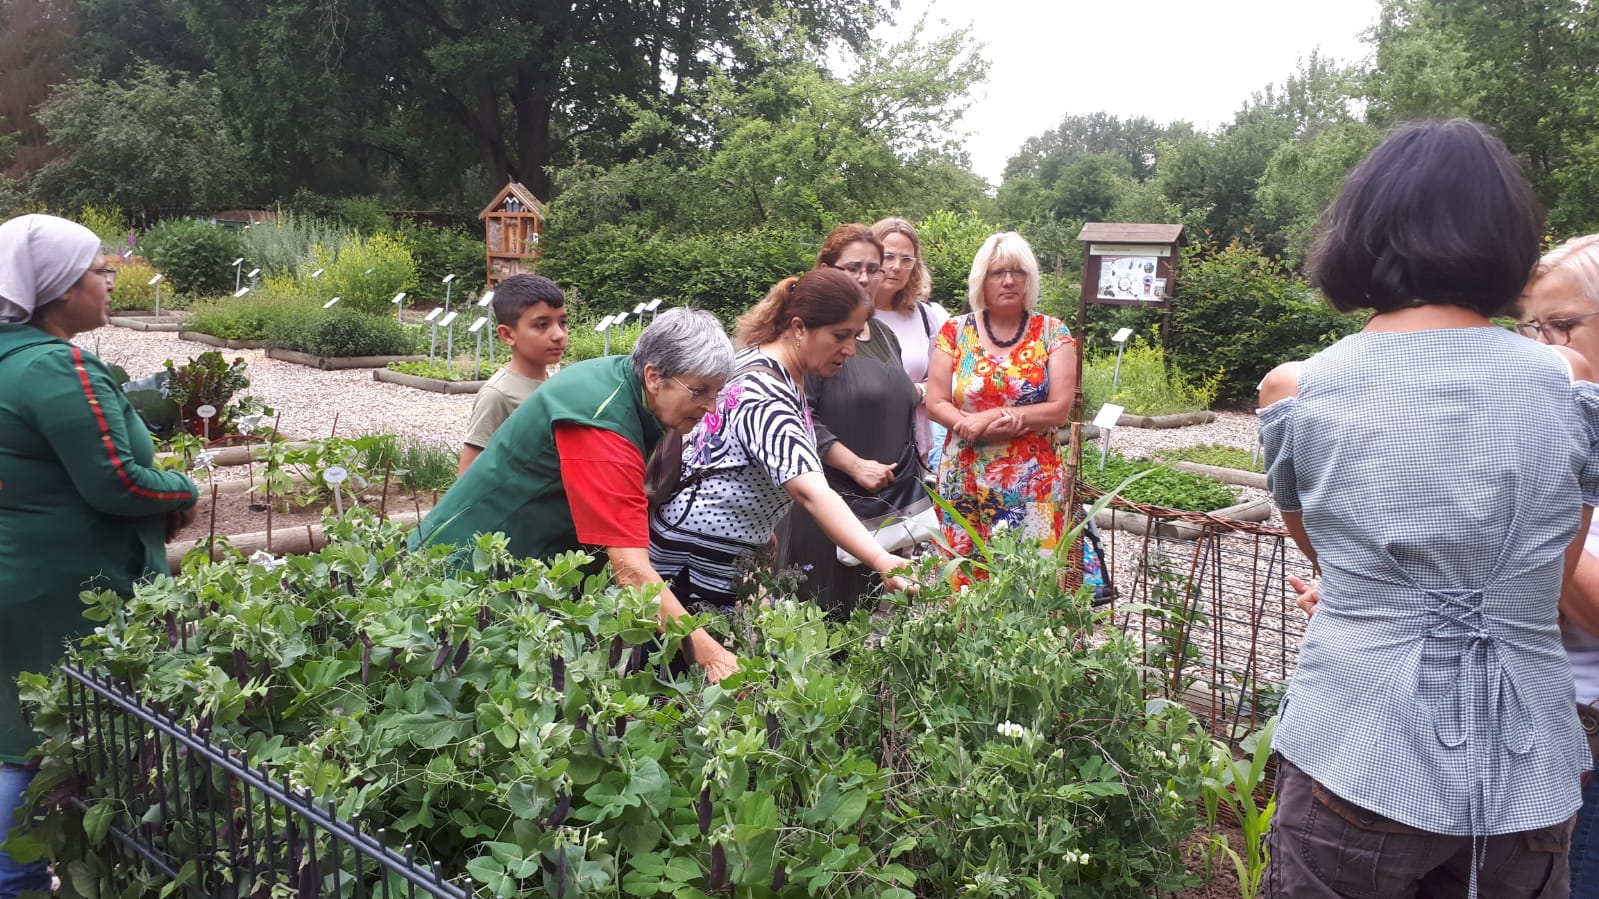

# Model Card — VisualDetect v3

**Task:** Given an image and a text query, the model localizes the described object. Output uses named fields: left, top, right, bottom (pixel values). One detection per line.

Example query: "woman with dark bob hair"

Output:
left=1260, top=119, right=1599, bottom=897
left=650, top=267, right=914, bottom=607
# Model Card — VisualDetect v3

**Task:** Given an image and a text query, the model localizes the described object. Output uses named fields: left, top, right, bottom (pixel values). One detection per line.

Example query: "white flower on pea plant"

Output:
left=193, top=449, right=218, bottom=473
left=996, top=720, right=1028, bottom=740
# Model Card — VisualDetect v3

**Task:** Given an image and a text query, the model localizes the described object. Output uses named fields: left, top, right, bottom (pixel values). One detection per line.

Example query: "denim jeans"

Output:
left=1573, top=774, right=1599, bottom=898
left=0, top=763, right=47, bottom=899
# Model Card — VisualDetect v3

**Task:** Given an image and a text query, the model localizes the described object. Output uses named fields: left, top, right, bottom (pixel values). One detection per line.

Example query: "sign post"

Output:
left=391, top=292, right=407, bottom=322
left=424, top=308, right=444, bottom=362
left=440, top=311, right=460, bottom=373
left=1111, top=327, right=1134, bottom=391
left=232, top=258, right=244, bottom=293
left=1092, top=403, right=1125, bottom=472
left=149, top=274, right=164, bottom=318
left=470, top=316, right=490, bottom=377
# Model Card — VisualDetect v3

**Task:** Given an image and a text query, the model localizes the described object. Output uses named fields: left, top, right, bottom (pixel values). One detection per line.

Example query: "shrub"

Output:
left=20, top=517, right=1212, bottom=899
left=563, top=320, right=640, bottom=363
left=1081, top=446, right=1240, bottom=511
left=266, top=307, right=417, bottom=357
left=320, top=233, right=418, bottom=316
left=239, top=211, right=355, bottom=279
left=184, top=289, right=313, bottom=341
left=76, top=202, right=133, bottom=246
left=540, top=222, right=814, bottom=320
left=108, top=259, right=160, bottom=311
left=917, top=209, right=997, bottom=310
left=1171, top=242, right=1360, bottom=407
left=1082, top=338, right=1218, bottom=416
left=390, top=221, right=487, bottom=302
left=140, top=219, right=246, bottom=296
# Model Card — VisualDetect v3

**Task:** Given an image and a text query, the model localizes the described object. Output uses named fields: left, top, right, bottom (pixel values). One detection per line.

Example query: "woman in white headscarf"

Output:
left=0, top=214, right=197, bottom=897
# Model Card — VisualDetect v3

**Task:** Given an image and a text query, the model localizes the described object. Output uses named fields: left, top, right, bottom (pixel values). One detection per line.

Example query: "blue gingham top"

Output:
left=1261, top=327, right=1599, bottom=837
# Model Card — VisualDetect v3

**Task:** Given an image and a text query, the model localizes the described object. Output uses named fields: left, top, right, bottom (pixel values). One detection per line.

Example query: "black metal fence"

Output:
left=58, top=664, right=470, bottom=899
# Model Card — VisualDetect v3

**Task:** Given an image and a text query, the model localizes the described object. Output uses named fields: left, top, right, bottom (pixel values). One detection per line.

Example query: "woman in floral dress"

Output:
left=927, top=232, right=1097, bottom=583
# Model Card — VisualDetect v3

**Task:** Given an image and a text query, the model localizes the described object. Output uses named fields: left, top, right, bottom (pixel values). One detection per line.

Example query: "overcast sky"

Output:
left=878, top=0, right=1383, bottom=186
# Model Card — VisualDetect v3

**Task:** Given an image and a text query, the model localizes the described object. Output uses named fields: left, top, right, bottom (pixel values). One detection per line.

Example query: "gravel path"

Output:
left=89, top=325, right=477, bottom=444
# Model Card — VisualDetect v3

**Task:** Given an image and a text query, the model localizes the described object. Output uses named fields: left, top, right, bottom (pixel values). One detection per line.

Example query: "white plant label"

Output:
left=148, top=274, right=163, bottom=286
left=391, top=292, right=407, bottom=304
left=196, top=405, right=217, bottom=419
left=1112, top=328, right=1134, bottom=343
left=439, top=311, right=459, bottom=327
left=594, top=315, right=613, bottom=332
left=323, top=466, right=348, bottom=485
left=233, top=287, right=251, bottom=298
left=469, top=316, right=489, bottom=333
left=232, top=258, right=244, bottom=266
left=246, top=268, right=260, bottom=279
left=323, top=296, right=341, bottom=308
left=633, top=302, right=647, bottom=314
left=424, top=308, right=443, bottom=322
left=477, top=290, right=495, bottom=307
left=442, top=273, right=456, bottom=283
left=1092, top=403, right=1125, bottom=428
left=310, top=268, right=324, bottom=278
left=645, top=298, right=662, bottom=311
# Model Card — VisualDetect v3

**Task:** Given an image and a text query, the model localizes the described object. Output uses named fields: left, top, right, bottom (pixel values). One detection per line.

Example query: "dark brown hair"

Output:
left=1310, top=119, right=1542, bottom=317
left=734, top=267, right=869, bottom=346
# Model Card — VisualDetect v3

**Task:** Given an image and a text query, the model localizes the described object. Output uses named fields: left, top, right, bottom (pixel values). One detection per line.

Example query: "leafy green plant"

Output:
left=916, top=209, right=996, bottom=310
left=1081, top=446, right=1240, bottom=512
left=1201, top=718, right=1277, bottom=899
left=1154, top=443, right=1263, bottom=473
left=390, top=221, right=487, bottom=302
left=107, top=259, right=162, bottom=311
left=161, top=351, right=259, bottom=437
left=563, top=322, right=639, bottom=363
left=140, top=219, right=246, bottom=297
left=356, top=434, right=460, bottom=493
left=265, top=307, right=417, bottom=357
left=18, top=476, right=1213, bottom=899
left=319, top=233, right=418, bottom=316
left=387, top=359, right=498, bottom=381
left=1082, top=338, right=1218, bottom=417
left=239, top=210, right=355, bottom=279
left=76, top=202, right=133, bottom=245
left=184, top=288, right=312, bottom=341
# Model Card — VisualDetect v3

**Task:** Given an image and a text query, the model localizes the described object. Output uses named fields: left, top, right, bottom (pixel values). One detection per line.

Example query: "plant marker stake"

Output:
left=645, top=297, right=662, bottom=321
left=233, top=258, right=244, bottom=293
left=440, top=311, right=460, bottom=373
left=266, top=411, right=282, bottom=551
left=323, top=296, right=340, bottom=309
left=1092, top=403, right=1124, bottom=473
left=391, top=291, right=407, bottom=321
left=633, top=302, right=647, bottom=325
left=324, top=466, right=348, bottom=517
left=233, top=286, right=250, bottom=298
left=149, top=273, right=163, bottom=317
left=596, top=314, right=615, bottom=356
left=196, top=404, right=217, bottom=442
left=1111, top=327, right=1133, bottom=392
left=310, top=267, right=324, bottom=304
left=470, top=315, right=489, bottom=376
left=424, top=308, right=443, bottom=363
left=247, top=267, right=260, bottom=288
left=442, top=273, right=455, bottom=314
left=477, top=290, right=497, bottom=367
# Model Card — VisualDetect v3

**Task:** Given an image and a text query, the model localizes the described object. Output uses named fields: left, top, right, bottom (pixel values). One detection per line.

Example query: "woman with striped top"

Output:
left=650, top=267, right=914, bottom=606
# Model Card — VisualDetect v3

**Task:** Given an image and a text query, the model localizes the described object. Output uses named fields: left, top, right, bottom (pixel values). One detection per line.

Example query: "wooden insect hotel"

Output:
left=479, top=181, right=546, bottom=287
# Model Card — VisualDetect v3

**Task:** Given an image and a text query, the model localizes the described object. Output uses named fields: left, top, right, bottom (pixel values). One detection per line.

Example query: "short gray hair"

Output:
left=631, top=307, right=735, bottom=381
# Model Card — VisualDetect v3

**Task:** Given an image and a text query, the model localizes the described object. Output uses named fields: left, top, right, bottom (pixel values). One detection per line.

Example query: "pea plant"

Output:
left=19, top=503, right=1217, bottom=899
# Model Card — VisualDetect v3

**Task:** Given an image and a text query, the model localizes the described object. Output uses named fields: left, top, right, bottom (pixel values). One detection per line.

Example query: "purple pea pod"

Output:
left=766, top=710, right=780, bottom=751
left=709, top=844, right=726, bottom=889
left=771, top=864, right=786, bottom=891
left=696, top=785, right=712, bottom=834
left=359, top=631, right=374, bottom=686
left=557, top=845, right=568, bottom=899
left=452, top=638, right=470, bottom=673
left=546, top=791, right=571, bottom=827
left=432, top=637, right=451, bottom=672
left=552, top=656, right=566, bottom=693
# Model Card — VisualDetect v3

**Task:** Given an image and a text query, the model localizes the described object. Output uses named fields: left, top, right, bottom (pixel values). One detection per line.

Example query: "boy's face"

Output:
left=498, top=302, right=568, bottom=369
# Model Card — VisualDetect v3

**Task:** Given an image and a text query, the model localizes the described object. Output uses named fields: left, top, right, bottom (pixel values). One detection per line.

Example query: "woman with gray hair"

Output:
left=0, top=214, right=199, bottom=896
left=414, top=307, right=742, bottom=681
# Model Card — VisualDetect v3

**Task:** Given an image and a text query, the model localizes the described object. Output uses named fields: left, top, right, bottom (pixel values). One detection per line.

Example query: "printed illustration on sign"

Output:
left=1097, top=256, right=1160, bottom=301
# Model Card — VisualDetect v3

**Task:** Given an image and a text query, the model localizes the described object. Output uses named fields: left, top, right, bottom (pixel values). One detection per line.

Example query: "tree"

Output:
left=1256, top=122, right=1382, bottom=266
left=30, top=64, right=249, bottom=217
left=0, top=0, right=74, bottom=179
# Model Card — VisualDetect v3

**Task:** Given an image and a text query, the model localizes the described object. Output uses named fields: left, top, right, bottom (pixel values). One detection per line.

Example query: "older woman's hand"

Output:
left=952, top=409, right=1005, bottom=442
left=977, top=409, right=1028, bottom=442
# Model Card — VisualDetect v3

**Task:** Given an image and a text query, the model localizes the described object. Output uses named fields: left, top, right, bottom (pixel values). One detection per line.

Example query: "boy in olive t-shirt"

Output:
left=458, top=275, right=569, bottom=474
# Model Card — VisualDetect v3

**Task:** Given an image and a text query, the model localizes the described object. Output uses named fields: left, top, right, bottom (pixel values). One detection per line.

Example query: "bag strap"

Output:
left=917, top=301, right=932, bottom=338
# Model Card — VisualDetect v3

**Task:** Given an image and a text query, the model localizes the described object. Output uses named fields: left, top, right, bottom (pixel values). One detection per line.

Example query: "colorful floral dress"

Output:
left=934, top=313, right=1100, bottom=583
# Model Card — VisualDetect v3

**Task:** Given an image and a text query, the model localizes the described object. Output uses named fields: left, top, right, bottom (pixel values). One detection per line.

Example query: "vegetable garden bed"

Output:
left=178, top=329, right=270, bottom=350
left=266, top=348, right=427, bottom=370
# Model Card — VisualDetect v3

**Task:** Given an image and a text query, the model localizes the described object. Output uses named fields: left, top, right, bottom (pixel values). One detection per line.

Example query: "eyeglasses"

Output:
left=90, top=267, right=117, bottom=282
left=882, top=252, right=917, bottom=268
left=830, top=262, right=885, bottom=280
left=1515, top=311, right=1599, bottom=345
left=986, top=268, right=1027, bottom=282
left=671, top=377, right=714, bottom=401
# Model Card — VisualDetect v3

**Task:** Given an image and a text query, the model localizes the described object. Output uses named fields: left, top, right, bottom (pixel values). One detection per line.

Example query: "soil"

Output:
left=172, top=484, right=440, bottom=545
left=1170, top=816, right=1249, bottom=899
